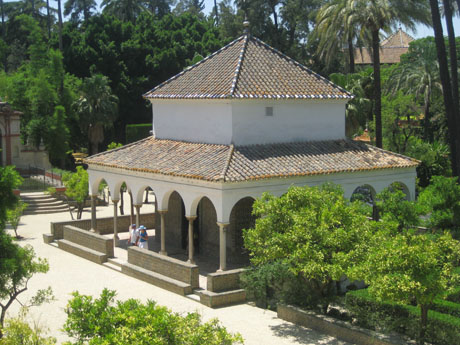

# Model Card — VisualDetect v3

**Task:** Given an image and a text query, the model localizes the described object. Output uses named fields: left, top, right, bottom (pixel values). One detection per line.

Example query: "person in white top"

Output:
left=128, top=224, right=138, bottom=246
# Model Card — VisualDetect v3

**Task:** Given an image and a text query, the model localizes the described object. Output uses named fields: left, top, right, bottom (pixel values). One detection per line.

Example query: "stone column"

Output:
left=113, top=199, right=119, bottom=247
left=217, top=222, right=229, bottom=271
left=158, top=210, right=167, bottom=255
left=186, top=216, right=197, bottom=264
left=135, top=204, right=142, bottom=228
left=90, top=194, right=97, bottom=233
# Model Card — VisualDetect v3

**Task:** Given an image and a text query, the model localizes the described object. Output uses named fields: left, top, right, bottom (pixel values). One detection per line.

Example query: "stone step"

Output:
left=107, top=257, right=124, bottom=267
left=20, top=193, right=52, bottom=200
left=103, top=261, right=122, bottom=272
left=24, top=207, right=68, bottom=215
left=22, top=197, right=62, bottom=205
left=26, top=203, right=68, bottom=211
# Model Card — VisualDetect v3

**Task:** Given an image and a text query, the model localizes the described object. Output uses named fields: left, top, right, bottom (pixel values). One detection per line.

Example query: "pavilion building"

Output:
left=84, top=30, right=418, bottom=271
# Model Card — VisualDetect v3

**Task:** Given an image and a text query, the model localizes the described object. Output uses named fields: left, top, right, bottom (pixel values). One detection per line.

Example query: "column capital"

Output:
left=112, top=199, right=119, bottom=204
left=217, top=222, right=230, bottom=228
left=186, top=215, right=197, bottom=221
left=158, top=210, right=168, bottom=215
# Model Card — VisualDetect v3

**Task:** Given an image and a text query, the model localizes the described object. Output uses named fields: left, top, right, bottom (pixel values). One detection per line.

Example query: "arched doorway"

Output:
left=163, top=191, right=187, bottom=252
left=228, top=197, right=256, bottom=265
left=194, top=197, right=218, bottom=259
left=388, top=182, right=410, bottom=200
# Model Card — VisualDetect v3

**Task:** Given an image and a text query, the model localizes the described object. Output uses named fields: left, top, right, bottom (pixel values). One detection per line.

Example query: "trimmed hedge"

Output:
left=126, top=124, right=151, bottom=144
left=345, top=289, right=460, bottom=345
left=432, top=299, right=460, bottom=318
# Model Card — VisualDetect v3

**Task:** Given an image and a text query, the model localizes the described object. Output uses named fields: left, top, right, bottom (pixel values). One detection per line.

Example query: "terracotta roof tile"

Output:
left=85, top=137, right=418, bottom=182
left=354, top=29, right=414, bottom=65
left=143, top=35, right=352, bottom=100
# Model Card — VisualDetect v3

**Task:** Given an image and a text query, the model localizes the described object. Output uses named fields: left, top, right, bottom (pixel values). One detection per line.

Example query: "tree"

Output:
left=418, top=175, right=460, bottom=237
left=348, top=0, right=430, bottom=148
left=314, top=0, right=360, bottom=74
left=387, top=38, right=441, bottom=142
left=429, top=0, right=460, bottom=177
left=243, top=184, right=376, bottom=307
left=63, top=289, right=243, bottom=344
left=101, top=0, right=146, bottom=22
left=0, top=166, right=23, bottom=229
left=62, top=166, right=89, bottom=219
left=47, top=105, right=70, bottom=168
left=349, top=230, right=460, bottom=345
left=0, top=237, right=52, bottom=338
left=375, top=186, right=420, bottom=232
left=73, top=73, right=118, bottom=155
left=64, top=0, right=96, bottom=23
left=6, top=201, right=28, bottom=238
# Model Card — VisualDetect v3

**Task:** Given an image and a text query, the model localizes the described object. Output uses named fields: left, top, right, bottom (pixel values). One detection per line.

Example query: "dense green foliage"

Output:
left=125, top=123, right=151, bottom=143
left=0, top=309, right=56, bottom=344
left=243, top=184, right=380, bottom=305
left=0, top=167, right=22, bottom=229
left=63, top=289, right=243, bottom=344
left=345, top=289, right=460, bottom=345
left=418, top=176, right=460, bottom=236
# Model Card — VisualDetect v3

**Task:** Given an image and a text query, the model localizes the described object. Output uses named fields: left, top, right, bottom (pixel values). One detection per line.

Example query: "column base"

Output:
left=89, top=228, right=96, bottom=233
left=159, top=250, right=168, bottom=256
left=187, top=259, right=195, bottom=265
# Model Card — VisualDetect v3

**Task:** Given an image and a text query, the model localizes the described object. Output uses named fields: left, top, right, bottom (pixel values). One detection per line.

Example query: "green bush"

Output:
left=1, top=311, right=56, bottom=345
left=432, top=299, right=460, bottom=318
left=240, top=261, right=318, bottom=310
left=345, top=289, right=460, bottom=345
left=125, top=124, right=151, bottom=144
left=63, top=289, right=243, bottom=345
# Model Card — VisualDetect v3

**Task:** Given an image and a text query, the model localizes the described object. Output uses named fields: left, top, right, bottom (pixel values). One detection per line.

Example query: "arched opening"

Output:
left=388, top=182, right=410, bottom=200
left=351, top=185, right=377, bottom=219
left=350, top=185, right=376, bottom=205
left=194, top=197, right=218, bottom=259
left=228, top=197, right=256, bottom=265
left=163, top=191, right=188, bottom=253
left=97, top=179, right=109, bottom=204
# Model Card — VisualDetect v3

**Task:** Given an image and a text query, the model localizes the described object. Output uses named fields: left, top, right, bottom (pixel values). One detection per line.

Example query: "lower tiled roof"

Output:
left=84, top=137, right=419, bottom=182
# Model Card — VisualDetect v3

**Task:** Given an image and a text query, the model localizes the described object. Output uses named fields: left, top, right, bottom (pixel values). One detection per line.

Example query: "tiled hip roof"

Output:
left=85, top=137, right=419, bottom=183
left=143, top=35, right=352, bottom=100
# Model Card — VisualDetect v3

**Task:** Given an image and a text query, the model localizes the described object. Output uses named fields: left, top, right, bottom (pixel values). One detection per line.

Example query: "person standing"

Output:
left=138, top=225, right=148, bottom=250
left=128, top=224, right=138, bottom=246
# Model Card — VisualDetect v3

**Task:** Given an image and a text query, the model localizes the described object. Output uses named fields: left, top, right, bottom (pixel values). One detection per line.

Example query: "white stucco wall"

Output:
left=231, top=99, right=346, bottom=145
left=150, top=99, right=347, bottom=145
left=152, top=100, right=233, bottom=145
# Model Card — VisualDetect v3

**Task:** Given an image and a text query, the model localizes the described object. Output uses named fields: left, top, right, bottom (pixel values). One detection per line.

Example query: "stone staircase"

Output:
left=21, top=192, right=68, bottom=215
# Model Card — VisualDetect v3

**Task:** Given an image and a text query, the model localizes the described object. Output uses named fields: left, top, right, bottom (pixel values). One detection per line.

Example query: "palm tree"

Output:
left=74, top=74, right=118, bottom=155
left=387, top=39, right=441, bottom=142
left=314, top=0, right=362, bottom=74
left=429, top=0, right=460, bottom=177
left=343, top=0, right=430, bottom=149
left=101, top=0, right=145, bottom=22
left=64, top=0, right=96, bottom=23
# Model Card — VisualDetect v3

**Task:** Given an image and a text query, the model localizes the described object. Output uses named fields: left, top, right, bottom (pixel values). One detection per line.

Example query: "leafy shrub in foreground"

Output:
left=63, top=289, right=243, bottom=345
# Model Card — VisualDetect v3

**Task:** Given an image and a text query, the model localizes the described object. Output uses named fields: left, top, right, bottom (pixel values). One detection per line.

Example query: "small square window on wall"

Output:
left=265, top=106, right=274, bottom=116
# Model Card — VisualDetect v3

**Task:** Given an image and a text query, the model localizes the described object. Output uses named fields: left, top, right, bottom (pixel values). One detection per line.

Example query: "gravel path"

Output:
left=5, top=195, right=350, bottom=345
